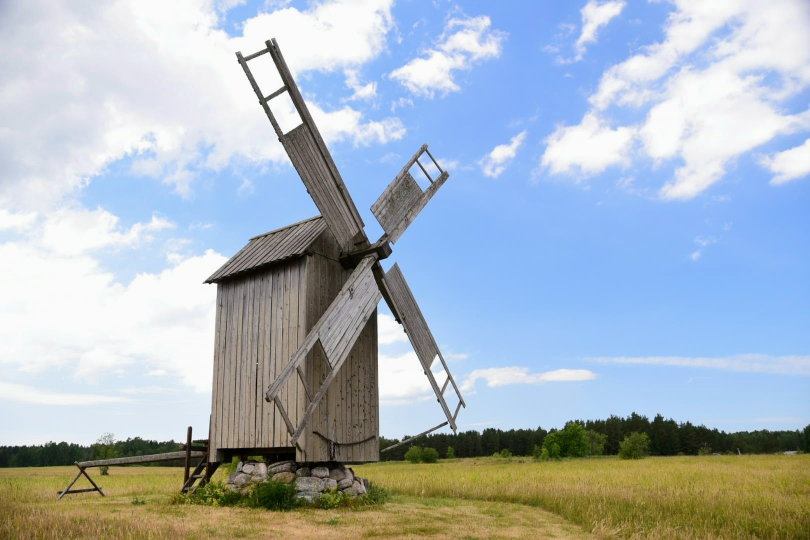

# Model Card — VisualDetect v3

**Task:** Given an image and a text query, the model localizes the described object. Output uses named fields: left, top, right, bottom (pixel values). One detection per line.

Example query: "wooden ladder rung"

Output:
left=243, top=48, right=269, bottom=61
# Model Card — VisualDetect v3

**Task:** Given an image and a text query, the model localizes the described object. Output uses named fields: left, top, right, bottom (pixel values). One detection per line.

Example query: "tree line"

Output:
left=379, top=413, right=810, bottom=460
left=0, top=437, right=184, bottom=468
left=2, top=413, right=808, bottom=467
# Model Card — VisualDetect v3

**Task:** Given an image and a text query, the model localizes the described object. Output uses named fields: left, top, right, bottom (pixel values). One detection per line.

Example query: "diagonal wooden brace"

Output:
left=264, top=256, right=381, bottom=446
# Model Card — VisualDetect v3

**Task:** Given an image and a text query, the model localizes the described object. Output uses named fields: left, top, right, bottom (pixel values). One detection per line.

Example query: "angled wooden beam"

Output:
left=380, top=422, right=449, bottom=453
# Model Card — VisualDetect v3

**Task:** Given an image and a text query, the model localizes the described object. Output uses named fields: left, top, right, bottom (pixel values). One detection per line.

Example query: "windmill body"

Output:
left=206, top=217, right=379, bottom=463
left=204, top=38, right=465, bottom=466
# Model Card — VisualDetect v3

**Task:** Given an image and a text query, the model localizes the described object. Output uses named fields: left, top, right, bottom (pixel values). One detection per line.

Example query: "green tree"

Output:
left=404, top=446, right=423, bottom=464
left=803, top=424, right=810, bottom=452
left=586, top=430, right=607, bottom=456
left=445, top=446, right=455, bottom=459
left=421, top=447, right=439, bottom=463
left=618, top=432, right=650, bottom=460
left=93, top=433, right=118, bottom=475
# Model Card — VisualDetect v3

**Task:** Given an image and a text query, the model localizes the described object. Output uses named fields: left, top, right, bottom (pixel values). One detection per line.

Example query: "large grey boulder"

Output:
left=296, top=477, right=326, bottom=493
left=231, top=472, right=251, bottom=489
left=329, top=468, right=346, bottom=481
left=337, top=478, right=353, bottom=490
left=323, top=478, right=338, bottom=492
left=268, top=460, right=296, bottom=474
left=295, top=466, right=311, bottom=478
left=272, top=471, right=296, bottom=484
left=311, top=466, right=330, bottom=479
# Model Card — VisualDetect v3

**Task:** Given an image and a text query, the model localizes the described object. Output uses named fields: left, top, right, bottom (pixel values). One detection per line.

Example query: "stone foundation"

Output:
left=226, top=460, right=370, bottom=503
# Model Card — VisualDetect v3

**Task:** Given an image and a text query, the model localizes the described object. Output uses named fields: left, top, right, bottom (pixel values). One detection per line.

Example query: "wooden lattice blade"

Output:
left=371, top=145, right=450, bottom=244
left=381, top=263, right=465, bottom=431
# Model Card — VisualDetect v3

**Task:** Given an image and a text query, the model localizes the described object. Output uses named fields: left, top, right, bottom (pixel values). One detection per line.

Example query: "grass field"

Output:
left=0, top=455, right=807, bottom=539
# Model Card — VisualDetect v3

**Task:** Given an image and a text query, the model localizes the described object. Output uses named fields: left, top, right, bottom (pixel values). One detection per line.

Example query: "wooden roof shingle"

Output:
left=204, top=215, right=326, bottom=283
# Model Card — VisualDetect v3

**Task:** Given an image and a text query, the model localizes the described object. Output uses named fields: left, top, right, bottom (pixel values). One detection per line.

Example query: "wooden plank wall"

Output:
left=209, top=227, right=378, bottom=463
left=302, top=231, right=379, bottom=463
left=209, top=256, right=307, bottom=462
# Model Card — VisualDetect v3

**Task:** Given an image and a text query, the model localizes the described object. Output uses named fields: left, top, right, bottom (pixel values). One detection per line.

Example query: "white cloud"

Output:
left=540, top=113, right=634, bottom=176
left=0, top=210, right=38, bottom=232
left=38, top=206, right=174, bottom=256
left=378, top=351, right=436, bottom=405
left=479, top=131, right=527, bottom=178
left=0, top=0, right=400, bottom=210
left=0, top=381, right=132, bottom=406
left=760, top=138, right=810, bottom=184
left=590, top=354, right=810, bottom=376
left=462, top=366, right=597, bottom=392
left=0, top=210, right=227, bottom=391
left=390, top=15, right=505, bottom=97
left=378, top=313, right=408, bottom=345
left=540, top=0, right=810, bottom=199
left=345, top=69, right=378, bottom=101
left=690, top=235, right=717, bottom=261
left=574, top=0, right=626, bottom=61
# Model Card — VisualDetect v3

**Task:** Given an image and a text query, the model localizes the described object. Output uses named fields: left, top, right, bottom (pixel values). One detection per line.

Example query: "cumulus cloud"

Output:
left=574, top=0, right=626, bottom=61
left=479, top=131, right=527, bottom=178
left=0, top=0, right=401, bottom=209
left=540, top=113, right=634, bottom=176
left=540, top=0, right=810, bottom=199
left=378, top=313, right=408, bottom=345
left=378, top=351, right=437, bottom=405
left=462, top=366, right=597, bottom=392
left=760, top=138, right=810, bottom=184
left=590, top=354, right=810, bottom=376
left=0, top=381, right=132, bottom=406
left=0, top=209, right=227, bottom=391
left=390, top=15, right=505, bottom=97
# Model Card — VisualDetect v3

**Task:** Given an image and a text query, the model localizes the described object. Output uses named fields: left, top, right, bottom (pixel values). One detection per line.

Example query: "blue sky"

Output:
left=1, top=0, right=808, bottom=446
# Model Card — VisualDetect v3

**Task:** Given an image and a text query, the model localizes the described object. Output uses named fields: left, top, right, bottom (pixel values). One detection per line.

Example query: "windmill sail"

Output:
left=381, top=263, right=465, bottom=431
left=371, top=145, right=450, bottom=244
left=236, top=39, right=367, bottom=252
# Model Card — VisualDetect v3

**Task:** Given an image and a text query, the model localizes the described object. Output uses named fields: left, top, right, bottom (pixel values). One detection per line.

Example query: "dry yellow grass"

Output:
left=355, top=454, right=810, bottom=539
left=0, top=465, right=592, bottom=539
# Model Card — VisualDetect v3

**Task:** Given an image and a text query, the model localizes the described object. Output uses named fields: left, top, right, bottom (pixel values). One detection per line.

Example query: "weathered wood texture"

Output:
left=77, top=451, right=204, bottom=468
left=370, top=145, right=450, bottom=244
left=209, top=228, right=379, bottom=463
left=302, top=235, right=379, bottom=461
left=264, top=38, right=366, bottom=253
left=280, top=124, right=365, bottom=253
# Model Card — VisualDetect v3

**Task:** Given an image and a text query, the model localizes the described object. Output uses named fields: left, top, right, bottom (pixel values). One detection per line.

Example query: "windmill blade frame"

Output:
left=380, top=263, right=466, bottom=432
left=236, top=39, right=367, bottom=253
left=371, top=144, right=450, bottom=244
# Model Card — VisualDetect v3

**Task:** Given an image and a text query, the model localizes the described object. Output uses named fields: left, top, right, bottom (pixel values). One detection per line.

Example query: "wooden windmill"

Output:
left=204, top=39, right=465, bottom=466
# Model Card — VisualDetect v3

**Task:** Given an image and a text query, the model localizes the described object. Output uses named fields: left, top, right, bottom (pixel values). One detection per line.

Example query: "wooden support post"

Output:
left=184, top=426, right=192, bottom=485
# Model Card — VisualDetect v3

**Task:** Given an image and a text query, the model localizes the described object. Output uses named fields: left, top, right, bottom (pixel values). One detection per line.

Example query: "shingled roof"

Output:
left=205, top=216, right=326, bottom=284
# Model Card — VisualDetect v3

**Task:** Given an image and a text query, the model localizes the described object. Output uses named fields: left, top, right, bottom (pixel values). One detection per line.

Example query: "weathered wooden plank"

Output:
left=261, top=272, right=274, bottom=448
left=223, top=281, right=236, bottom=449
left=267, top=38, right=366, bottom=251
left=380, top=422, right=449, bottom=453
left=370, top=144, right=450, bottom=244
left=77, top=451, right=205, bottom=468
left=281, top=262, right=292, bottom=447
left=281, top=125, right=357, bottom=250
left=210, top=285, right=224, bottom=461
left=370, top=171, right=422, bottom=235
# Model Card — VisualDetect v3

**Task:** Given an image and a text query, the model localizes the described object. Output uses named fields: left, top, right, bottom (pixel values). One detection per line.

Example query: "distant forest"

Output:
left=2, top=413, right=808, bottom=467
